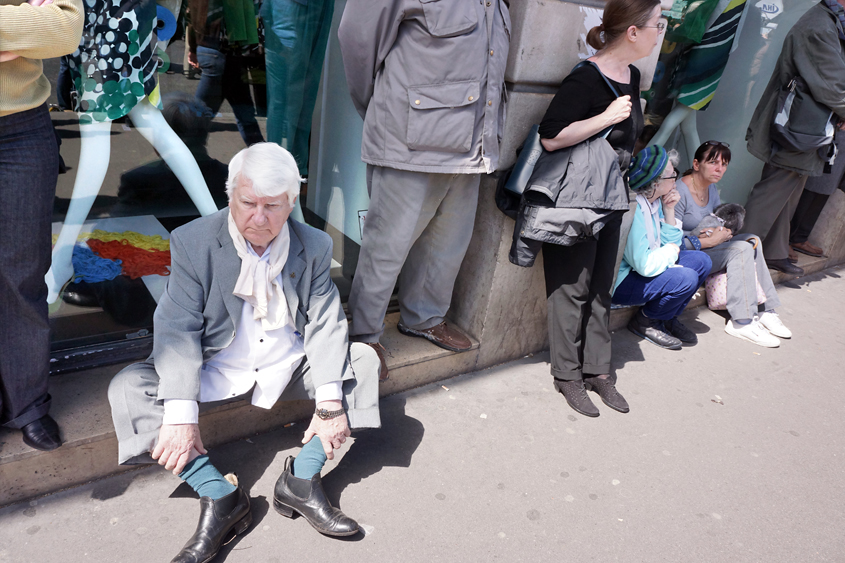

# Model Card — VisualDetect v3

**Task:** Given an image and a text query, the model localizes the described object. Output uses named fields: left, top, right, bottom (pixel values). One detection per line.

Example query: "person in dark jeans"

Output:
left=187, top=0, right=264, bottom=147
left=0, top=0, right=84, bottom=451
left=192, top=46, right=265, bottom=146
left=613, top=147, right=712, bottom=351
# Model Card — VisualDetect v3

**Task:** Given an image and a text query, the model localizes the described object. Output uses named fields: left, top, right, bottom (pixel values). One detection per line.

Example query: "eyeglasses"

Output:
left=703, top=140, right=730, bottom=148
left=660, top=172, right=679, bottom=181
left=639, top=22, right=666, bottom=32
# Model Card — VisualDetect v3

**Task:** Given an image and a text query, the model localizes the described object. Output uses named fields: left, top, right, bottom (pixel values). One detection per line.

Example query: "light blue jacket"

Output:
left=614, top=199, right=684, bottom=292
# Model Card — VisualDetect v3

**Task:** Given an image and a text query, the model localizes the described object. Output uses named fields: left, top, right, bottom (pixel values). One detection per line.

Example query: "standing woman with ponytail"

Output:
left=538, top=0, right=663, bottom=418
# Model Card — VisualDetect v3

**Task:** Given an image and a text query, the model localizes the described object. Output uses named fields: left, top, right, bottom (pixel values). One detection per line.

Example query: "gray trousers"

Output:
left=348, top=165, right=480, bottom=342
left=740, top=163, right=807, bottom=260
left=704, top=233, right=781, bottom=321
left=108, top=342, right=381, bottom=465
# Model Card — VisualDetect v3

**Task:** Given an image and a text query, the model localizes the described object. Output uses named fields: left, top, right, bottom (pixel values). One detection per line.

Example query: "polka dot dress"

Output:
left=66, top=0, right=160, bottom=123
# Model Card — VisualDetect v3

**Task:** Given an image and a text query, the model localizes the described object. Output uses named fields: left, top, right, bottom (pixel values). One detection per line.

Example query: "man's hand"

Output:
left=302, top=400, right=351, bottom=460
left=698, top=226, right=732, bottom=248
left=187, top=50, right=199, bottom=69
left=152, top=424, right=207, bottom=475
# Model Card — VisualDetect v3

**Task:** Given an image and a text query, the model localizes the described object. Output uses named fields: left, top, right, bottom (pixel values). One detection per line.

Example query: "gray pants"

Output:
left=740, top=163, right=807, bottom=260
left=348, top=165, right=480, bottom=342
left=108, top=343, right=381, bottom=465
left=704, top=233, right=781, bottom=321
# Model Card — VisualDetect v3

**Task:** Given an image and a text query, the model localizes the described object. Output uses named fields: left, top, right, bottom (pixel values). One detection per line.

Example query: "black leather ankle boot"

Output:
left=171, top=478, right=251, bottom=563
left=273, top=456, right=359, bottom=537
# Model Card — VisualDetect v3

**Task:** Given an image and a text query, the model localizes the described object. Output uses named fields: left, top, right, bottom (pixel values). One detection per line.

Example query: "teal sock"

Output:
left=292, top=436, right=327, bottom=479
left=178, top=454, right=236, bottom=500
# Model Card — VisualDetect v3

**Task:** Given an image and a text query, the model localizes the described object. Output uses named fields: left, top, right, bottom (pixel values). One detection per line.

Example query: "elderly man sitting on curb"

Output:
left=108, top=143, right=381, bottom=562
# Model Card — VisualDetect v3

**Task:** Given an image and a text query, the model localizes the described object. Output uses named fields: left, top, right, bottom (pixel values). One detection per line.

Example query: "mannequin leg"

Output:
left=678, top=109, right=701, bottom=164
left=650, top=103, right=695, bottom=148
left=45, top=120, right=113, bottom=303
left=128, top=99, right=218, bottom=216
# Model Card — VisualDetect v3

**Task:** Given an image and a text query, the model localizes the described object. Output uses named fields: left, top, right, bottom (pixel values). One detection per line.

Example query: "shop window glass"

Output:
left=44, top=0, right=365, bottom=371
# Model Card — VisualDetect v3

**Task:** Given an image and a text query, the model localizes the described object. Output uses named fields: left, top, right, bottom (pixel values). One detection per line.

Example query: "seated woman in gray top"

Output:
left=675, top=141, right=793, bottom=348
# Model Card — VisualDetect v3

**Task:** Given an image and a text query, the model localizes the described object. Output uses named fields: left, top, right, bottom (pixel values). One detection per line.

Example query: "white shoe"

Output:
left=758, top=311, right=792, bottom=339
left=725, top=320, right=780, bottom=348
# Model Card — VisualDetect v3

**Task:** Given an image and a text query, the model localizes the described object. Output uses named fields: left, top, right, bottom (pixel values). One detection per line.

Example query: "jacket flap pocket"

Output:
left=408, top=81, right=480, bottom=110
left=420, top=0, right=478, bottom=37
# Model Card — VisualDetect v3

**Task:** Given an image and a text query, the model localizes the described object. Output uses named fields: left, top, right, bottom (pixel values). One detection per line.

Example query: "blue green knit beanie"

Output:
left=628, top=145, right=669, bottom=192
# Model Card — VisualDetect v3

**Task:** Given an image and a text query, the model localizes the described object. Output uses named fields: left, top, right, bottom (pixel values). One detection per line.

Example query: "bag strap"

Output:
left=572, top=60, right=622, bottom=139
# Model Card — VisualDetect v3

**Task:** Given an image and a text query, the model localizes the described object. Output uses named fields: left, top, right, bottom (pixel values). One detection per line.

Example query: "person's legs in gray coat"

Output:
left=348, top=165, right=479, bottom=342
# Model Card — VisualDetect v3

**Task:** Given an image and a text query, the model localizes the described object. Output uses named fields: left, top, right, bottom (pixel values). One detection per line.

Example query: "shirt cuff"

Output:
left=162, top=399, right=199, bottom=425
left=314, top=381, right=343, bottom=404
left=684, top=235, right=702, bottom=251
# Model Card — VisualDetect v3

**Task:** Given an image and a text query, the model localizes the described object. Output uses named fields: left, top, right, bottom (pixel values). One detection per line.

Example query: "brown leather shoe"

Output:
left=397, top=321, right=472, bottom=352
left=791, top=240, right=824, bottom=257
left=365, top=342, right=389, bottom=382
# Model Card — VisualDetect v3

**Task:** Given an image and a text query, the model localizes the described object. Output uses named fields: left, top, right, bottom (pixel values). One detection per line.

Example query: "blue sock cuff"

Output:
left=293, top=436, right=328, bottom=480
left=179, top=454, right=236, bottom=500
left=178, top=454, right=210, bottom=481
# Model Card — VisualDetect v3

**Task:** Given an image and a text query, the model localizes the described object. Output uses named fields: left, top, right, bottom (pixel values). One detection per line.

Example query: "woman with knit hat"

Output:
left=612, top=145, right=712, bottom=350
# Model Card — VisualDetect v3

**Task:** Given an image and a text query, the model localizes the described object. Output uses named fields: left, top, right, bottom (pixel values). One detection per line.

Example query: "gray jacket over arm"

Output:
left=338, top=0, right=511, bottom=174
left=746, top=1, right=845, bottom=176
left=153, top=209, right=352, bottom=402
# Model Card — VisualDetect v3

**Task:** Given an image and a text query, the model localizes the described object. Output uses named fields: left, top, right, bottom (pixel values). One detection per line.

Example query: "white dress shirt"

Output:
left=162, top=228, right=343, bottom=425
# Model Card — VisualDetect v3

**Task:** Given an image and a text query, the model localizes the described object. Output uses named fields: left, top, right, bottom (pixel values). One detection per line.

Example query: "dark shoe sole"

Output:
left=191, top=511, right=252, bottom=563
left=553, top=381, right=599, bottom=418
left=21, top=435, right=61, bottom=451
left=766, top=262, right=804, bottom=275
left=627, top=324, right=682, bottom=350
left=397, top=324, right=472, bottom=352
left=272, top=498, right=360, bottom=537
left=791, top=245, right=824, bottom=258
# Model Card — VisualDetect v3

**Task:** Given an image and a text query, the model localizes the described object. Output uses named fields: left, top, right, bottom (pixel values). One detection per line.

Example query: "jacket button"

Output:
left=486, top=1, right=491, bottom=6
left=468, top=96, right=474, bottom=101
left=489, top=50, right=494, bottom=55
left=415, top=99, right=421, bottom=105
left=488, top=100, right=493, bottom=106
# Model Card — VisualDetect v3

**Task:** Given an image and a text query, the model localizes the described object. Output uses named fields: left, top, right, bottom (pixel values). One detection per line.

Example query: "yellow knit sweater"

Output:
left=0, top=0, right=83, bottom=117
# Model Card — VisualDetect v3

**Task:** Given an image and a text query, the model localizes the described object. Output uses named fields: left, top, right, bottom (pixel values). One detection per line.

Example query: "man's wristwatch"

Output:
left=315, top=407, right=346, bottom=420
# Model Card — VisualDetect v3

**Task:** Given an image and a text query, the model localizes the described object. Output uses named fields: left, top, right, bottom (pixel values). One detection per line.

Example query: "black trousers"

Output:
left=789, top=189, right=830, bottom=244
left=0, top=105, right=58, bottom=428
left=542, top=213, right=624, bottom=381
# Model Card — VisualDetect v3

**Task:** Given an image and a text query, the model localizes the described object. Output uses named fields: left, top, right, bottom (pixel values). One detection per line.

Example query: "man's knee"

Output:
left=108, top=361, right=155, bottom=411
left=350, top=342, right=379, bottom=382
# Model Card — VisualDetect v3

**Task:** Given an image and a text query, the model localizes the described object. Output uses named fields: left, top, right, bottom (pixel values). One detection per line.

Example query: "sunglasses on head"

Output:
left=703, top=140, right=730, bottom=148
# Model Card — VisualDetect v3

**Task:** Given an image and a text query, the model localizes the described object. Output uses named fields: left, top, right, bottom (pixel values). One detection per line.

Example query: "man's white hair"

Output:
left=226, top=143, right=302, bottom=205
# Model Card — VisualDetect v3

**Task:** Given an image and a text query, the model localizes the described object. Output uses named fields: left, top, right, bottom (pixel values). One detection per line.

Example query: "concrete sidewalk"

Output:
left=1, top=266, right=843, bottom=562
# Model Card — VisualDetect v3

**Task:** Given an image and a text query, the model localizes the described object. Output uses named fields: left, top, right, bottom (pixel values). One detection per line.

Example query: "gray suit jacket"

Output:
left=152, top=209, right=351, bottom=402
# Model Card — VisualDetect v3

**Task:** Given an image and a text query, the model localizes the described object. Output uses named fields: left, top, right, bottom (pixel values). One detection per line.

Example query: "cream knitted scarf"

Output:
left=227, top=212, right=292, bottom=331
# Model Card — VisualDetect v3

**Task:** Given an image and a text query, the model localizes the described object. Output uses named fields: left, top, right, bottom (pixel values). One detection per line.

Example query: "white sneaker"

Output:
left=758, top=311, right=792, bottom=339
left=725, top=320, right=780, bottom=348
